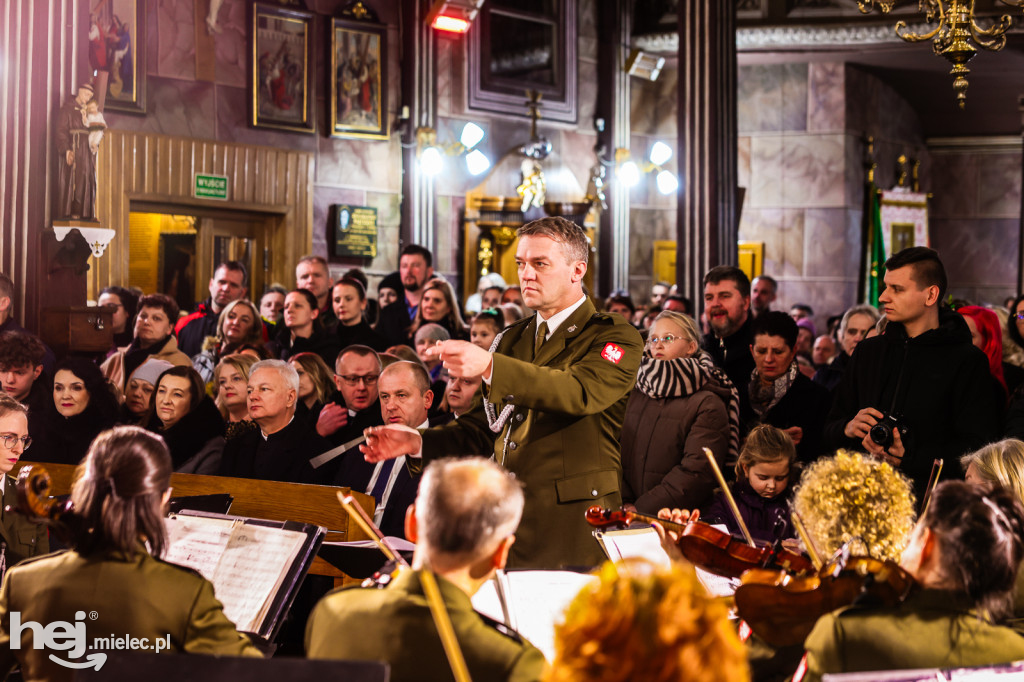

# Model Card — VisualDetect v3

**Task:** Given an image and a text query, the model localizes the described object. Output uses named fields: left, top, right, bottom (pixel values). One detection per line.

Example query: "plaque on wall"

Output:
left=331, top=204, right=378, bottom=258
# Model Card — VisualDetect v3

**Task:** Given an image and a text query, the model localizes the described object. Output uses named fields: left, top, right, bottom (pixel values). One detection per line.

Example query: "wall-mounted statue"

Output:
left=54, top=83, right=106, bottom=223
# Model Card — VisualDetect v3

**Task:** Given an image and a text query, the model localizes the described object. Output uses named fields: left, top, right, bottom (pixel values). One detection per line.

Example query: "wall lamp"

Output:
left=615, top=141, right=679, bottom=195
left=426, top=0, right=485, bottom=34
left=416, top=122, right=491, bottom=177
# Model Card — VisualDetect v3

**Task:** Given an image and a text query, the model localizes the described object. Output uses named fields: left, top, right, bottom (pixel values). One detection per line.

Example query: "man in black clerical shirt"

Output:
left=218, top=359, right=329, bottom=484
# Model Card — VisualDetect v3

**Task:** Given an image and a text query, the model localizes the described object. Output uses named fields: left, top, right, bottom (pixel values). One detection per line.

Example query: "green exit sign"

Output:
left=195, top=173, right=228, bottom=200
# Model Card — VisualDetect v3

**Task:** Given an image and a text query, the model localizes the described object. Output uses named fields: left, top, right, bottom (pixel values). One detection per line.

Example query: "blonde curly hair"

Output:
left=792, top=450, right=916, bottom=562
left=545, top=560, right=749, bottom=682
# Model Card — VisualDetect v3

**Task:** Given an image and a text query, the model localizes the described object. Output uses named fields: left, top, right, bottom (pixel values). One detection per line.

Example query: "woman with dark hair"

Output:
left=192, top=299, right=264, bottom=383
left=332, top=277, right=387, bottom=352
left=959, top=305, right=1009, bottom=409
left=98, top=285, right=138, bottom=354
left=408, top=278, right=468, bottom=341
left=288, top=352, right=334, bottom=427
left=145, top=366, right=224, bottom=474
left=28, top=357, right=119, bottom=465
left=803, top=480, right=1024, bottom=680
left=0, top=426, right=260, bottom=679
left=267, top=289, right=340, bottom=366
left=100, top=293, right=191, bottom=391
left=120, top=358, right=173, bottom=425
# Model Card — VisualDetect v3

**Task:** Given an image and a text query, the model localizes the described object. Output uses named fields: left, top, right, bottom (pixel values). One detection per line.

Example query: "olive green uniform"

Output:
left=0, top=547, right=261, bottom=681
left=306, top=569, right=546, bottom=682
left=803, top=588, right=1024, bottom=682
left=418, top=299, right=643, bottom=569
left=0, top=476, right=48, bottom=569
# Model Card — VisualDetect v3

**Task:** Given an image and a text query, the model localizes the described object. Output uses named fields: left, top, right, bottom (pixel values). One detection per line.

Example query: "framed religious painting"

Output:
left=89, top=0, right=147, bottom=114
left=330, top=17, right=388, bottom=140
left=250, top=3, right=316, bottom=134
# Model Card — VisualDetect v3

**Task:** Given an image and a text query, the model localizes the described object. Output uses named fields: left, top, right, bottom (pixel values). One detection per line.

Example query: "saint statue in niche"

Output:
left=54, top=83, right=105, bottom=223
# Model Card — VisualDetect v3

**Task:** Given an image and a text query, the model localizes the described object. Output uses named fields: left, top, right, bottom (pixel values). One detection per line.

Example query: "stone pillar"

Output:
left=675, top=0, right=738, bottom=306
left=400, top=0, right=437, bottom=253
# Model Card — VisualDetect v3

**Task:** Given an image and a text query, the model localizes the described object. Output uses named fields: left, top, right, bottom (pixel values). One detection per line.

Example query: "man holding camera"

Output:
left=823, top=247, right=998, bottom=496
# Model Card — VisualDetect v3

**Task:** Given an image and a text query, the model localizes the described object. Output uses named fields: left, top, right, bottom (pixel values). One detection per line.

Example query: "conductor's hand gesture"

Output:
left=361, top=424, right=422, bottom=463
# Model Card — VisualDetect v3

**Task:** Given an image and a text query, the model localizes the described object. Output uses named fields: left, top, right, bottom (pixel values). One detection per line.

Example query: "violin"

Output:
left=732, top=546, right=914, bottom=648
left=585, top=506, right=814, bottom=579
left=14, top=465, right=79, bottom=543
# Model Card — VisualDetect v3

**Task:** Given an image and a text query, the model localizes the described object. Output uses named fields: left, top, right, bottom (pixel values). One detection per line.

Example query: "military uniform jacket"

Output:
left=0, top=476, right=48, bottom=569
left=418, top=299, right=643, bottom=568
left=306, top=569, right=545, bottom=682
left=803, top=588, right=1024, bottom=682
left=0, top=546, right=261, bottom=682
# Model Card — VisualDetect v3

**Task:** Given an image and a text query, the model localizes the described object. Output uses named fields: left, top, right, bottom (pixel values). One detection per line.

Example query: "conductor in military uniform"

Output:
left=362, top=217, right=643, bottom=568
left=306, top=456, right=546, bottom=682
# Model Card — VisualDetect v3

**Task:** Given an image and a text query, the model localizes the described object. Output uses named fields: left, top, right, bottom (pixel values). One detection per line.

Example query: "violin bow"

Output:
left=336, top=493, right=471, bottom=682
left=919, top=459, right=944, bottom=517
left=790, top=509, right=823, bottom=571
left=702, top=447, right=757, bottom=548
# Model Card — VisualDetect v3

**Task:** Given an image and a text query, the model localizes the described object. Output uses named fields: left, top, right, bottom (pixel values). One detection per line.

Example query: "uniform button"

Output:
left=515, top=414, right=524, bottom=423
left=591, top=489, right=598, bottom=497
left=508, top=442, right=517, bottom=450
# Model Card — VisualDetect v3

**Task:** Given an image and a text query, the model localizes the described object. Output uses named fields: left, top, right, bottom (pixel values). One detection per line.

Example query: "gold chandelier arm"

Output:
left=895, top=19, right=944, bottom=43
left=857, top=0, right=895, bottom=14
left=969, top=15, right=1012, bottom=50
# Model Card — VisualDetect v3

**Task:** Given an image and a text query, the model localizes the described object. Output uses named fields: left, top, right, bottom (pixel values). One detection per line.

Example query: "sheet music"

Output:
left=470, top=576, right=507, bottom=625
left=694, top=566, right=739, bottom=598
left=499, top=570, right=599, bottom=662
left=163, top=515, right=236, bottom=581
left=594, top=527, right=672, bottom=568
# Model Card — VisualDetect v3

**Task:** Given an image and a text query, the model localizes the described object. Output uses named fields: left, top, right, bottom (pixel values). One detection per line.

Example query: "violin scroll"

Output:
left=15, top=465, right=72, bottom=522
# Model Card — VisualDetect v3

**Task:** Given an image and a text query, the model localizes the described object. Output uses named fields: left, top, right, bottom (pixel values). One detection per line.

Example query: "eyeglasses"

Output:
left=1014, top=312, right=1024, bottom=321
left=0, top=433, right=31, bottom=451
left=338, top=374, right=379, bottom=386
left=647, top=334, right=681, bottom=346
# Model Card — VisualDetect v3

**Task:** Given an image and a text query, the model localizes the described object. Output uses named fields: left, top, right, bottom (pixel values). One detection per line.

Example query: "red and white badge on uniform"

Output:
left=601, top=343, right=624, bottom=364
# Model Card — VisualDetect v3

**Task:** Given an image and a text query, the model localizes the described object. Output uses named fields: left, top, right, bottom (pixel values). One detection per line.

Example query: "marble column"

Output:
left=400, top=0, right=437, bottom=253
left=675, top=0, right=738, bottom=305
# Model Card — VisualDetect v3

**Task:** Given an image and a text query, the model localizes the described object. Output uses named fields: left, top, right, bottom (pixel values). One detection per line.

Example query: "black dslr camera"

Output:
left=869, top=413, right=908, bottom=449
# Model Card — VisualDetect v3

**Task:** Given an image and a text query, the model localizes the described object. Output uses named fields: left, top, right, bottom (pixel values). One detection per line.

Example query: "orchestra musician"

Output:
left=0, top=426, right=260, bottom=680
left=0, top=394, right=48, bottom=568
left=306, top=456, right=546, bottom=682
left=801, top=481, right=1024, bottom=681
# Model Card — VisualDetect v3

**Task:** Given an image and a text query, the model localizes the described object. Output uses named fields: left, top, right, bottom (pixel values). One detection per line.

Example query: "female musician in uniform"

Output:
left=0, top=426, right=261, bottom=680
left=802, top=480, right=1024, bottom=681
left=0, top=394, right=48, bottom=568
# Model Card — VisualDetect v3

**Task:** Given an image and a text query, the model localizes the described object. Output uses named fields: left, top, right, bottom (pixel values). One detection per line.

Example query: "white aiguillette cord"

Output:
left=337, top=493, right=472, bottom=682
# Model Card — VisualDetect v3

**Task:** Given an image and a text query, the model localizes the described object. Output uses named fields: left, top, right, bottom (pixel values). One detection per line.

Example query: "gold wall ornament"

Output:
left=860, top=0, right=1020, bottom=108
left=477, top=237, right=493, bottom=275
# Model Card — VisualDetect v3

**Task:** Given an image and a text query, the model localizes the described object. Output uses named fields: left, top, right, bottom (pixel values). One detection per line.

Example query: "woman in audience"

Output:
left=267, top=289, right=340, bottom=366
left=438, top=374, right=483, bottom=424
left=97, top=285, right=138, bottom=356
left=30, top=357, right=119, bottom=465
left=289, top=352, right=334, bottom=426
left=192, top=299, right=264, bottom=383
left=0, top=426, right=261, bottom=680
left=545, top=559, right=749, bottom=682
left=120, top=358, right=173, bottom=425
left=414, top=323, right=450, bottom=408
left=332, top=277, right=387, bottom=352
left=146, top=366, right=224, bottom=474
left=375, top=271, right=402, bottom=312
left=746, top=311, right=830, bottom=462
left=213, top=353, right=258, bottom=439
left=802, top=481, right=1024, bottom=681
left=469, top=309, right=503, bottom=351
left=620, top=310, right=737, bottom=515
left=603, top=292, right=636, bottom=323
left=409, top=277, right=468, bottom=341
left=959, top=305, right=1008, bottom=408
left=101, top=293, right=191, bottom=391
left=992, top=306, right=1024, bottom=395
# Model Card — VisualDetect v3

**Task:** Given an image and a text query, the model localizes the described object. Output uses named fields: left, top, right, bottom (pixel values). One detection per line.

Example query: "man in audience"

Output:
left=333, top=361, right=428, bottom=537
left=376, top=245, right=434, bottom=347
left=650, top=281, right=670, bottom=309
left=811, top=334, right=837, bottom=370
left=0, top=331, right=48, bottom=416
left=218, top=359, right=329, bottom=483
left=824, top=247, right=998, bottom=495
left=312, top=346, right=384, bottom=482
left=296, top=255, right=337, bottom=333
left=701, top=266, right=755, bottom=399
left=307, top=457, right=545, bottom=682
left=175, top=261, right=249, bottom=356
left=0, top=273, right=55, bottom=373
left=790, top=303, right=814, bottom=322
left=663, top=294, right=691, bottom=315
left=813, top=304, right=880, bottom=393
left=751, top=275, right=777, bottom=318
left=260, top=285, right=287, bottom=331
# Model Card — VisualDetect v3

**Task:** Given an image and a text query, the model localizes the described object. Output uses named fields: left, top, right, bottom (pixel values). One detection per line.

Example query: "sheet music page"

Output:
left=694, top=566, right=740, bottom=598
left=163, top=515, right=236, bottom=581
left=470, top=576, right=507, bottom=625
left=501, top=570, right=599, bottom=662
left=211, top=523, right=307, bottom=632
left=595, top=527, right=672, bottom=568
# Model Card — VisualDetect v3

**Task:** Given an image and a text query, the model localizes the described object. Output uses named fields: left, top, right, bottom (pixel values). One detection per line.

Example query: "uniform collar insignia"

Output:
left=567, top=325, right=577, bottom=333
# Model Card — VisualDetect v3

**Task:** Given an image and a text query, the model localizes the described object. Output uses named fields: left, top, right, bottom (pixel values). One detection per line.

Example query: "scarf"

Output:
left=636, top=350, right=741, bottom=464
left=749, top=361, right=799, bottom=417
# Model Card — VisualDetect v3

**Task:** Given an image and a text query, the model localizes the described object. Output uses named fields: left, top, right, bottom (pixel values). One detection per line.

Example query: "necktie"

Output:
left=370, top=458, right=396, bottom=503
left=534, top=321, right=549, bottom=359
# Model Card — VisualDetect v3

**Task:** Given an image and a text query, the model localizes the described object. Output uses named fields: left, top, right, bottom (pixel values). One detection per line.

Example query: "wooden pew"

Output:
left=13, top=462, right=374, bottom=582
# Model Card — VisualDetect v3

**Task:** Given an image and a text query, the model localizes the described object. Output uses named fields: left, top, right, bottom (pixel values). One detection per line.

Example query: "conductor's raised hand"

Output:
left=361, top=424, right=422, bottom=463
left=422, top=340, right=493, bottom=379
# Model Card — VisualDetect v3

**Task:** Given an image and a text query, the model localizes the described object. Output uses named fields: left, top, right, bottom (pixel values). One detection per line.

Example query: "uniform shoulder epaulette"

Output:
left=476, top=611, right=526, bottom=644
left=12, top=548, right=70, bottom=567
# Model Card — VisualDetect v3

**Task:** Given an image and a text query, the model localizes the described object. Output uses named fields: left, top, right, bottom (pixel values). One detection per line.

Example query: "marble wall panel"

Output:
left=781, top=134, right=845, bottom=208
left=738, top=207, right=784, bottom=275
left=107, top=77, right=217, bottom=139
left=748, top=136, right=784, bottom=208
left=845, top=134, right=865, bottom=208
left=978, top=152, right=1022, bottom=218
left=929, top=152, right=980, bottom=218
left=931, top=217, right=1018, bottom=291
left=738, top=136, right=752, bottom=191
left=651, top=67, right=679, bottom=138
left=214, top=0, right=247, bottom=88
left=844, top=65, right=870, bottom=134
left=556, top=129, right=600, bottom=199
left=630, top=78, right=659, bottom=136
left=157, top=0, right=196, bottom=80
left=364, top=191, right=403, bottom=275
left=780, top=208, right=805, bottom=278
left=781, top=63, right=808, bottom=132
left=578, top=58, right=599, bottom=129
left=312, top=186, right=366, bottom=260
left=317, top=133, right=402, bottom=191
left=213, top=84, right=318, bottom=151
left=777, top=278, right=857, bottom=332
left=807, top=62, right=844, bottom=133
left=738, top=65, right=783, bottom=133
left=803, top=208, right=855, bottom=279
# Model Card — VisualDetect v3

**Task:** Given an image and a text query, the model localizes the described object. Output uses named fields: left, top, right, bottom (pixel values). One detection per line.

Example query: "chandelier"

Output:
left=858, top=0, right=1023, bottom=108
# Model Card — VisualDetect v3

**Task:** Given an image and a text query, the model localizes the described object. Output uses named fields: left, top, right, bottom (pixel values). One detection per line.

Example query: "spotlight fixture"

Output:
left=426, top=0, right=485, bottom=34
left=415, top=121, right=491, bottom=176
left=614, top=143, right=678, bottom=195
